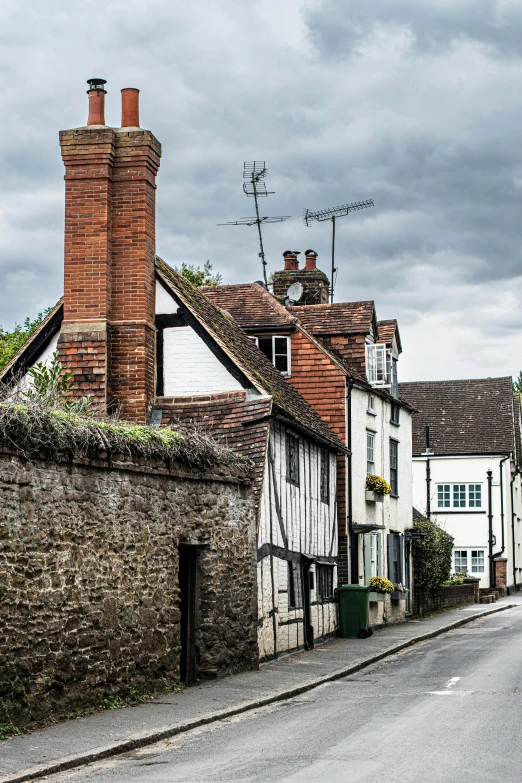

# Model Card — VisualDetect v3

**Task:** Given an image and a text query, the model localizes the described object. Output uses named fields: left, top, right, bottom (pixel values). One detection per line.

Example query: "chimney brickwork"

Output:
left=273, top=250, right=330, bottom=306
left=57, top=81, right=161, bottom=421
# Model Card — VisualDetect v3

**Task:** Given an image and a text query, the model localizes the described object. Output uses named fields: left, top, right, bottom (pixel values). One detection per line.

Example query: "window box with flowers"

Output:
left=391, top=583, right=409, bottom=601
left=365, top=474, right=392, bottom=503
left=368, top=576, right=394, bottom=602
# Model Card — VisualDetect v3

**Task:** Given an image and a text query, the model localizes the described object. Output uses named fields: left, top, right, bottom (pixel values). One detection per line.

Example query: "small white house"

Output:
left=400, top=377, right=522, bottom=593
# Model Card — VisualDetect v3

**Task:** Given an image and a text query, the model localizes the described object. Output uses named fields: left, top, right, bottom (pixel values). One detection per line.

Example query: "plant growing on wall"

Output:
left=412, top=517, right=454, bottom=590
left=23, top=353, right=93, bottom=414
left=365, top=474, right=392, bottom=495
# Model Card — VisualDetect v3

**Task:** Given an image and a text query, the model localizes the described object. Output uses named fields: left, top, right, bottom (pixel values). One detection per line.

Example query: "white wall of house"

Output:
left=257, top=420, right=338, bottom=660
left=412, top=454, right=522, bottom=589
left=352, top=386, right=413, bottom=571
left=162, top=327, right=243, bottom=396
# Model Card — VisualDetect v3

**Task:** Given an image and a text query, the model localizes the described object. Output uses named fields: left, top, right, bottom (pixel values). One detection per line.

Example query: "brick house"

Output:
left=203, top=250, right=415, bottom=623
left=1, top=81, right=346, bottom=660
left=400, top=378, right=522, bottom=595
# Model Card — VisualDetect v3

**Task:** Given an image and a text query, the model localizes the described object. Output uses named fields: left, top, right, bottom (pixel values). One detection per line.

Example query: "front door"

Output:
left=301, top=560, right=314, bottom=650
left=178, top=546, right=197, bottom=684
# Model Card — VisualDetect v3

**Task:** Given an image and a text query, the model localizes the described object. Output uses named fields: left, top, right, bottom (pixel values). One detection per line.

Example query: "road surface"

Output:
left=51, top=607, right=522, bottom=783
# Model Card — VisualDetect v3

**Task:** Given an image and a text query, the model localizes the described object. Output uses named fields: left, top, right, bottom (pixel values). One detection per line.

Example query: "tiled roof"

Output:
left=160, top=391, right=272, bottom=507
left=399, top=377, right=517, bottom=457
left=156, top=258, right=347, bottom=454
left=377, top=319, right=402, bottom=354
left=202, top=283, right=295, bottom=330
left=289, top=301, right=375, bottom=336
left=0, top=299, right=63, bottom=383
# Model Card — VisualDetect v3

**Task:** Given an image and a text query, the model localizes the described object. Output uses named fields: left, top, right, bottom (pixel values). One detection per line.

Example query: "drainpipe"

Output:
left=425, top=425, right=431, bottom=520
left=487, top=469, right=494, bottom=588
left=510, top=469, right=518, bottom=589
left=346, top=379, right=356, bottom=583
left=492, top=456, right=509, bottom=562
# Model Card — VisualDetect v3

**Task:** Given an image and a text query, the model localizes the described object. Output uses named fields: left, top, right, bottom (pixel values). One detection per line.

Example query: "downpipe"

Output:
left=346, top=380, right=356, bottom=583
left=511, top=467, right=520, bottom=590
left=491, top=457, right=510, bottom=587
left=487, top=469, right=494, bottom=588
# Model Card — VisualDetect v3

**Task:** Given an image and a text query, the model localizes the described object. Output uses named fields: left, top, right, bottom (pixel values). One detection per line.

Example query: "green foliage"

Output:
left=369, top=576, right=394, bottom=593
left=366, top=474, right=392, bottom=495
left=412, top=517, right=454, bottom=590
left=174, top=260, right=222, bottom=287
left=445, top=572, right=466, bottom=585
left=0, top=310, right=51, bottom=371
left=513, top=372, right=522, bottom=393
left=0, top=721, right=23, bottom=740
left=24, top=353, right=93, bottom=414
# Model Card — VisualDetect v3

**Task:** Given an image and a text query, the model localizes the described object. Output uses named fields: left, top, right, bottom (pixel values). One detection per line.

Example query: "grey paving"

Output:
left=1, top=596, right=520, bottom=783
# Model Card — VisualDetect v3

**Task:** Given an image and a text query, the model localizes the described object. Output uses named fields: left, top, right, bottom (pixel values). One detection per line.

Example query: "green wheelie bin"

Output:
left=336, top=584, right=373, bottom=639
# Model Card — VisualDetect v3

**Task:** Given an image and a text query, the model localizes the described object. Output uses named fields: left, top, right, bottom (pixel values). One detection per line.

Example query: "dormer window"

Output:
left=250, top=335, right=291, bottom=376
left=366, top=343, right=388, bottom=387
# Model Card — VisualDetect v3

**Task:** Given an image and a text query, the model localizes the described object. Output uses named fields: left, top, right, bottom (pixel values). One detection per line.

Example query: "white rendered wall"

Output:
left=162, top=327, right=242, bottom=396
left=412, top=455, right=521, bottom=588
left=351, top=385, right=413, bottom=592
left=19, top=333, right=60, bottom=390
left=257, top=420, right=338, bottom=659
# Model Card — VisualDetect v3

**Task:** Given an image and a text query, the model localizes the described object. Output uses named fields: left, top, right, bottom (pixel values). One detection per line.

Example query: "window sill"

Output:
left=366, top=409, right=377, bottom=416
left=390, top=493, right=399, bottom=499
left=390, top=420, right=400, bottom=427
left=433, top=510, right=486, bottom=514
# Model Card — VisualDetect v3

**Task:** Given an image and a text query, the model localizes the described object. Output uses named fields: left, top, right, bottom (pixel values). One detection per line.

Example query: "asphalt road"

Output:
left=52, top=608, right=522, bottom=783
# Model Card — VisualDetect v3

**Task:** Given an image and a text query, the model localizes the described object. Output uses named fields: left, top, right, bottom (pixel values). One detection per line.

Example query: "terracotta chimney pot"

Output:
left=121, top=88, right=140, bottom=128
left=86, top=78, right=107, bottom=126
left=304, top=249, right=318, bottom=270
left=283, top=250, right=300, bottom=271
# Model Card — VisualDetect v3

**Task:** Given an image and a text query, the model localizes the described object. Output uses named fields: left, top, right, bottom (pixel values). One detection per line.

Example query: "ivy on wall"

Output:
left=412, top=517, right=454, bottom=590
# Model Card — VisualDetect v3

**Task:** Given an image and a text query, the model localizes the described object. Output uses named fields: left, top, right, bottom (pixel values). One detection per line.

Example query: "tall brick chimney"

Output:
left=58, top=79, right=161, bottom=421
left=272, top=250, right=330, bottom=306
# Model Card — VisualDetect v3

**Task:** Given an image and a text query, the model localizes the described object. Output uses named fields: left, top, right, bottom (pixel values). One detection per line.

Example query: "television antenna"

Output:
left=218, top=161, right=290, bottom=287
left=303, top=199, right=374, bottom=302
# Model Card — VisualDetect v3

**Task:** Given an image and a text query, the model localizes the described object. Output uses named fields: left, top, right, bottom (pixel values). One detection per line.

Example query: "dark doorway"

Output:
left=178, top=545, right=198, bottom=684
left=301, top=560, right=314, bottom=650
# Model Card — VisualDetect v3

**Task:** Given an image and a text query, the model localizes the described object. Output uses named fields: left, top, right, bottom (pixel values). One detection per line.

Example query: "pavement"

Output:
left=1, top=594, right=521, bottom=783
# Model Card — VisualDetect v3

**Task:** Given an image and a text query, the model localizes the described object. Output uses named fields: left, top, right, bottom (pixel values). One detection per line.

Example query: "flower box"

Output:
left=368, top=591, right=386, bottom=603
left=365, top=490, right=384, bottom=503
left=391, top=590, right=408, bottom=601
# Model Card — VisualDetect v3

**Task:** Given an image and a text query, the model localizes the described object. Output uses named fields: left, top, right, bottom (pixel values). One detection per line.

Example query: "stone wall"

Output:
left=413, top=583, right=476, bottom=618
left=0, top=449, right=257, bottom=726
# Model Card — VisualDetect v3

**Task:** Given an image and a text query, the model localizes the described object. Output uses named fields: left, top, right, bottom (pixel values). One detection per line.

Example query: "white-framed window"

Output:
left=367, top=431, right=375, bottom=475
left=437, top=483, right=482, bottom=510
left=366, top=343, right=389, bottom=388
left=453, top=549, right=485, bottom=574
left=370, top=533, right=378, bottom=578
left=389, top=439, right=398, bottom=496
left=367, top=394, right=376, bottom=414
left=250, top=335, right=291, bottom=376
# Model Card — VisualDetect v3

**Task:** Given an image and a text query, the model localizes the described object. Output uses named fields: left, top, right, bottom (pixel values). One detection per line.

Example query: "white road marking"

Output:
left=429, top=676, right=463, bottom=696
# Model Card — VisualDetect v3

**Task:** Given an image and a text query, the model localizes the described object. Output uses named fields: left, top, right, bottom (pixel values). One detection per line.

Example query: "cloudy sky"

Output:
left=1, top=0, right=522, bottom=382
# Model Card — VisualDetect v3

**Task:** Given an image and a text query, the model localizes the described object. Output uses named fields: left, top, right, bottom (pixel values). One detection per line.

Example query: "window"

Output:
left=391, top=403, right=400, bottom=425
left=390, top=357, right=399, bottom=399
left=367, top=431, right=375, bottom=475
left=370, top=533, right=378, bottom=578
left=288, top=561, right=303, bottom=608
left=256, top=335, right=290, bottom=376
left=389, top=440, right=398, bottom=496
left=320, top=450, right=330, bottom=504
left=316, top=565, right=334, bottom=601
left=286, top=433, right=300, bottom=486
left=388, top=533, right=403, bottom=584
left=453, top=549, right=485, bottom=575
left=366, top=343, right=388, bottom=387
left=367, top=394, right=376, bottom=414
left=437, top=483, right=482, bottom=510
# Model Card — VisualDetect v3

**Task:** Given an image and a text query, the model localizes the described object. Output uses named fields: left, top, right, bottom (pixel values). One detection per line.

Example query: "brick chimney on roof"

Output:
left=57, top=79, right=161, bottom=421
left=273, top=249, right=329, bottom=306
